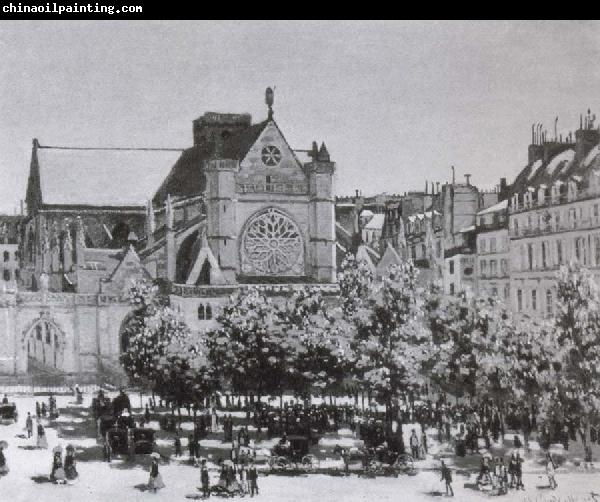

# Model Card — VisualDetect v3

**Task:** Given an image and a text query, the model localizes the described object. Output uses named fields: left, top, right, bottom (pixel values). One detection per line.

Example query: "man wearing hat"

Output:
left=25, top=412, right=33, bottom=439
left=200, top=459, right=210, bottom=498
left=247, top=460, right=259, bottom=497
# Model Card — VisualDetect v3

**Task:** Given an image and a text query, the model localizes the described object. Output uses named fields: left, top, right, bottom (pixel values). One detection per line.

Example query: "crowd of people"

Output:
left=0, top=387, right=583, bottom=498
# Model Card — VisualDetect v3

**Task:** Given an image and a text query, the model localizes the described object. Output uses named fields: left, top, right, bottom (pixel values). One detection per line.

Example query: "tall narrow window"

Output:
left=546, top=290, right=553, bottom=317
left=531, top=290, right=537, bottom=311
left=517, top=289, right=523, bottom=312
left=527, top=244, right=534, bottom=270
left=206, top=304, right=212, bottom=320
left=542, top=241, right=548, bottom=268
left=557, top=240, right=563, bottom=265
left=197, top=304, right=205, bottom=320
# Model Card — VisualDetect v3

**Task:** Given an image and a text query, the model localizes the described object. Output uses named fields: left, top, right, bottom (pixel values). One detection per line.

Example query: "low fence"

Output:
left=0, top=371, right=126, bottom=395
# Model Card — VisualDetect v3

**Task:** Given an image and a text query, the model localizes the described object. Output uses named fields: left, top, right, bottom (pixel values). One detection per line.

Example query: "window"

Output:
left=490, top=260, right=497, bottom=276
left=266, top=175, right=273, bottom=192
left=501, top=259, right=507, bottom=275
left=557, top=240, right=563, bottom=265
left=527, top=243, right=534, bottom=270
left=542, top=241, right=548, bottom=268
left=595, top=236, right=600, bottom=266
left=449, top=283, right=455, bottom=295
left=449, top=260, right=454, bottom=274
left=504, top=284, right=510, bottom=299
left=490, top=238, right=496, bottom=253
left=480, top=260, right=487, bottom=277
left=555, top=212, right=560, bottom=230
left=197, top=304, right=205, bottom=320
left=531, top=289, right=537, bottom=311
left=594, top=204, right=599, bottom=223
left=436, top=240, right=441, bottom=258
left=2, top=269, right=9, bottom=281
left=480, top=239, right=486, bottom=253
left=2, top=251, right=8, bottom=262
left=569, top=208, right=577, bottom=229
left=491, top=287, right=498, bottom=297
left=517, top=289, right=523, bottom=312
left=513, top=220, right=519, bottom=235
left=546, top=290, right=553, bottom=317
left=575, top=237, right=586, bottom=263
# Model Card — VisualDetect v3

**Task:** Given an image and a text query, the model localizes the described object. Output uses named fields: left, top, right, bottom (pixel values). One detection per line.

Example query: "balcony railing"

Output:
left=510, top=217, right=600, bottom=238
left=237, top=182, right=309, bottom=195
left=510, top=188, right=600, bottom=214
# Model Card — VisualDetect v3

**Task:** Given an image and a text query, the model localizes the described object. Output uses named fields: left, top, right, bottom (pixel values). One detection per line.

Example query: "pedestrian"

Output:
left=248, top=460, right=259, bottom=497
left=421, top=428, right=428, bottom=455
left=546, top=452, right=557, bottom=490
left=147, top=452, right=165, bottom=492
left=145, top=403, right=151, bottom=423
left=499, top=457, right=508, bottom=494
left=0, top=442, right=9, bottom=476
left=1, top=394, right=7, bottom=404
left=41, top=402, right=47, bottom=417
left=174, top=432, right=182, bottom=457
left=409, top=429, right=420, bottom=459
left=515, top=452, right=524, bottom=490
left=440, top=460, right=453, bottom=497
left=188, top=434, right=196, bottom=462
left=508, top=452, right=517, bottom=488
left=239, top=463, right=248, bottom=494
left=200, top=459, right=210, bottom=498
left=50, top=448, right=66, bottom=484
left=102, top=436, right=112, bottom=463
left=64, top=445, right=78, bottom=480
left=25, top=412, right=33, bottom=438
left=36, top=420, right=48, bottom=449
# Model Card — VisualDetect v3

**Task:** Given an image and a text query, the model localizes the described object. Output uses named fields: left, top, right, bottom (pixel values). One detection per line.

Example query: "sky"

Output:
left=0, top=20, right=599, bottom=213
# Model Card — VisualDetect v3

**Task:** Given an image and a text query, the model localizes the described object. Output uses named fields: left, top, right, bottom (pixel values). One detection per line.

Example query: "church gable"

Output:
left=101, top=245, right=152, bottom=294
left=237, top=121, right=307, bottom=187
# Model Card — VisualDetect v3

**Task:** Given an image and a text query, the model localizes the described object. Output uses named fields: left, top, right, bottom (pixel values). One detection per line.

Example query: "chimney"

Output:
left=464, top=174, right=471, bottom=186
left=451, top=166, right=456, bottom=185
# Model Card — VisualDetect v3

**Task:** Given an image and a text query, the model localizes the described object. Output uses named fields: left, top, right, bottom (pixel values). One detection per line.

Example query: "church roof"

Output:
left=153, top=120, right=269, bottom=205
left=35, top=146, right=182, bottom=207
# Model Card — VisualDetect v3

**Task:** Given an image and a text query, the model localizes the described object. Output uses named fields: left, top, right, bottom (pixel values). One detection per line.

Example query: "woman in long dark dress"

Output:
left=50, top=451, right=66, bottom=484
left=64, top=445, right=78, bottom=480
left=0, top=444, right=9, bottom=475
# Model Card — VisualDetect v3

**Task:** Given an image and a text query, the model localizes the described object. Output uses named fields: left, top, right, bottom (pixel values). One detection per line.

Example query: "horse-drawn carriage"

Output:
left=268, top=435, right=320, bottom=471
left=105, top=427, right=156, bottom=455
left=334, top=444, right=415, bottom=476
left=0, top=403, right=17, bottom=424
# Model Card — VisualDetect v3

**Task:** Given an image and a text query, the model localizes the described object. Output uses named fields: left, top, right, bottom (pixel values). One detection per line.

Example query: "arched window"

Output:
left=3, top=251, right=8, bottom=262
left=206, top=304, right=212, bottom=320
left=198, top=304, right=205, bottom=320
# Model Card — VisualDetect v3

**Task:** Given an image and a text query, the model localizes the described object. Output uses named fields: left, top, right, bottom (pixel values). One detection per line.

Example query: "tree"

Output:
left=546, top=262, right=600, bottom=444
left=205, top=288, right=295, bottom=400
left=348, top=261, right=431, bottom=424
left=120, top=280, right=194, bottom=397
left=282, top=287, right=353, bottom=401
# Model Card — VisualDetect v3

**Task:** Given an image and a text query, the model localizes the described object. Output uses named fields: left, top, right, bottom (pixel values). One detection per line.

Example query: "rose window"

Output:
left=241, top=208, right=304, bottom=275
left=261, top=145, right=282, bottom=166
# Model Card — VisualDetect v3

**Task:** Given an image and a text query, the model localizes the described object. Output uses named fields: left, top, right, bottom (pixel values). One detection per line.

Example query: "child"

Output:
left=440, top=460, right=453, bottom=497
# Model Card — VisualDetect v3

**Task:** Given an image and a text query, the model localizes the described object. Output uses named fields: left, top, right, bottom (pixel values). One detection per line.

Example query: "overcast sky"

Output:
left=0, top=20, right=598, bottom=213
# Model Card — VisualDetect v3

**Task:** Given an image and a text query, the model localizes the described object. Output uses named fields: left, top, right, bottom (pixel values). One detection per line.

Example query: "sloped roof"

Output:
left=476, top=199, right=508, bottom=216
left=510, top=140, right=600, bottom=196
left=153, top=120, right=269, bottom=205
left=364, top=213, right=385, bottom=230
left=36, top=146, right=182, bottom=207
